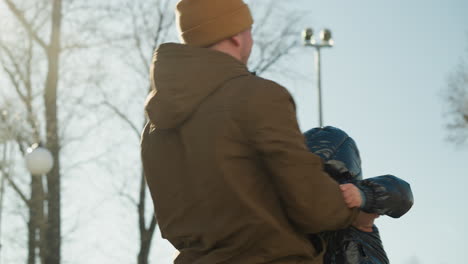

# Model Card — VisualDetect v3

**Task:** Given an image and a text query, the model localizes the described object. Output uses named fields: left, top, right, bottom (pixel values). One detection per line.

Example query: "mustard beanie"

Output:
left=176, top=0, right=254, bottom=47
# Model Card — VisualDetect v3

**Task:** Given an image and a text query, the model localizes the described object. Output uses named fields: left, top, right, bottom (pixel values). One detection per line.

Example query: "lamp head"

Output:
left=25, top=144, right=54, bottom=175
left=302, top=28, right=314, bottom=44
left=320, top=29, right=333, bottom=45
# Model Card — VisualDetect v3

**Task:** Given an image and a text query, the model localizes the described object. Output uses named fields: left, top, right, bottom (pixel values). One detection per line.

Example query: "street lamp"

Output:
left=303, top=28, right=334, bottom=127
left=25, top=144, right=53, bottom=176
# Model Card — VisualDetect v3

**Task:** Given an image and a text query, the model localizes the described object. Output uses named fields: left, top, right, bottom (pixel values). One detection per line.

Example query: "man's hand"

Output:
left=340, top=183, right=379, bottom=232
left=339, top=183, right=363, bottom=208
left=353, top=211, right=379, bottom=232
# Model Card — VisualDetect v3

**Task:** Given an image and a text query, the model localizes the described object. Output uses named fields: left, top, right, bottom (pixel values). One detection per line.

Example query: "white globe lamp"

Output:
left=25, top=144, right=54, bottom=175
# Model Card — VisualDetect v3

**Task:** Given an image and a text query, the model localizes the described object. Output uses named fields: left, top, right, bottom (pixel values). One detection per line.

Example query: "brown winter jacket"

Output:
left=141, top=43, right=358, bottom=264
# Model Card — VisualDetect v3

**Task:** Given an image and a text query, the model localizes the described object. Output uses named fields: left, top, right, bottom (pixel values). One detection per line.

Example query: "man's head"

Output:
left=176, top=0, right=254, bottom=64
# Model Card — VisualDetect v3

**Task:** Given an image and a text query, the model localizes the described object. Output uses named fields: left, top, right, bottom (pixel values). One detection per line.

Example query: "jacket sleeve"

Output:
left=356, top=175, right=414, bottom=218
left=239, top=80, right=358, bottom=234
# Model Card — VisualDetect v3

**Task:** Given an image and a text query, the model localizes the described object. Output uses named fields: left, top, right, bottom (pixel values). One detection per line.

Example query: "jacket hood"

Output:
left=145, top=43, right=251, bottom=129
left=303, top=126, right=363, bottom=183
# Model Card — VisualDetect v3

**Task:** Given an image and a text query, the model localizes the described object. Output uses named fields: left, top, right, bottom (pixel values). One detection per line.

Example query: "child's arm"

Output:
left=341, top=175, right=414, bottom=218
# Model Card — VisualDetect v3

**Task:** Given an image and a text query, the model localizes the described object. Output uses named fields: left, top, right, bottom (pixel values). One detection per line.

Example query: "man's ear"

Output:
left=229, top=34, right=242, bottom=47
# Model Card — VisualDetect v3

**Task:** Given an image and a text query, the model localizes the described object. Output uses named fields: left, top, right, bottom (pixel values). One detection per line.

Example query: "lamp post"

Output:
left=25, top=144, right=54, bottom=176
left=303, top=28, right=334, bottom=127
left=24, top=143, right=53, bottom=264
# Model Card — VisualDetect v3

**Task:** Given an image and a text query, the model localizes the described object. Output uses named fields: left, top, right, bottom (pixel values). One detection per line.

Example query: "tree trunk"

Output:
left=27, top=217, right=35, bottom=264
left=44, top=0, right=62, bottom=263
left=137, top=171, right=157, bottom=264
left=0, top=166, right=5, bottom=261
left=137, top=232, right=150, bottom=264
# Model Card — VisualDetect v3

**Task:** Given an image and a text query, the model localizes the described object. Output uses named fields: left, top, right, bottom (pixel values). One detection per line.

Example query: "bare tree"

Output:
left=96, top=1, right=174, bottom=263
left=2, top=29, right=50, bottom=253
left=1, top=0, right=64, bottom=262
left=99, top=1, right=305, bottom=263
left=247, top=1, right=304, bottom=75
left=444, top=40, right=468, bottom=145
left=0, top=0, right=115, bottom=263
left=0, top=112, right=14, bottom=262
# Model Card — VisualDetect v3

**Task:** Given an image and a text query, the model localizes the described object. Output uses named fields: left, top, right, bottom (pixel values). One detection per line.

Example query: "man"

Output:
left=141, top=0, right=371, bottom=263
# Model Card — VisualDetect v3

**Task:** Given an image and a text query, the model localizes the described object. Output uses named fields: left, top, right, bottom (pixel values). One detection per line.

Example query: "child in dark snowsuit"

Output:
left=304, top=126, right=414, bottom=264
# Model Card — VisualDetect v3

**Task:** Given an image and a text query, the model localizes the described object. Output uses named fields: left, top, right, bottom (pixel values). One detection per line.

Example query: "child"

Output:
left=304, top=126, right=414, bottom=264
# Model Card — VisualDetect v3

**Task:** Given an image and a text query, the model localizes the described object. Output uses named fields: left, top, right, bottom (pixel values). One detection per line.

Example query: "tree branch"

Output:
left=4, top=0, right=48, bottom=51
left=131, top=6, right=151, bottom=72
left=148, top=213, right=157, bottom=234
left=255, top=40, right=299, bottom=75
left=118, top=190, right=138, bottom=208
left=0, top=42, right=42, bottom=143
left=102, top=101, right=141, bottom=138
left=138, top=171, right=146, bottom=233
left=2, top=169, right=31, bottom=207
left=0, top=42, right=28, bottom=102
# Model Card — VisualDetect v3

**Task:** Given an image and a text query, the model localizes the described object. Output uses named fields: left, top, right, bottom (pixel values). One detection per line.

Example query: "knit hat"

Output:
left=176, top=0, right=254, bottom=47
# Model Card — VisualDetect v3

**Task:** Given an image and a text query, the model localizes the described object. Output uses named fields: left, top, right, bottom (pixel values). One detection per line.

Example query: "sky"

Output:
left=1, top=0, right=468, bottom=263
